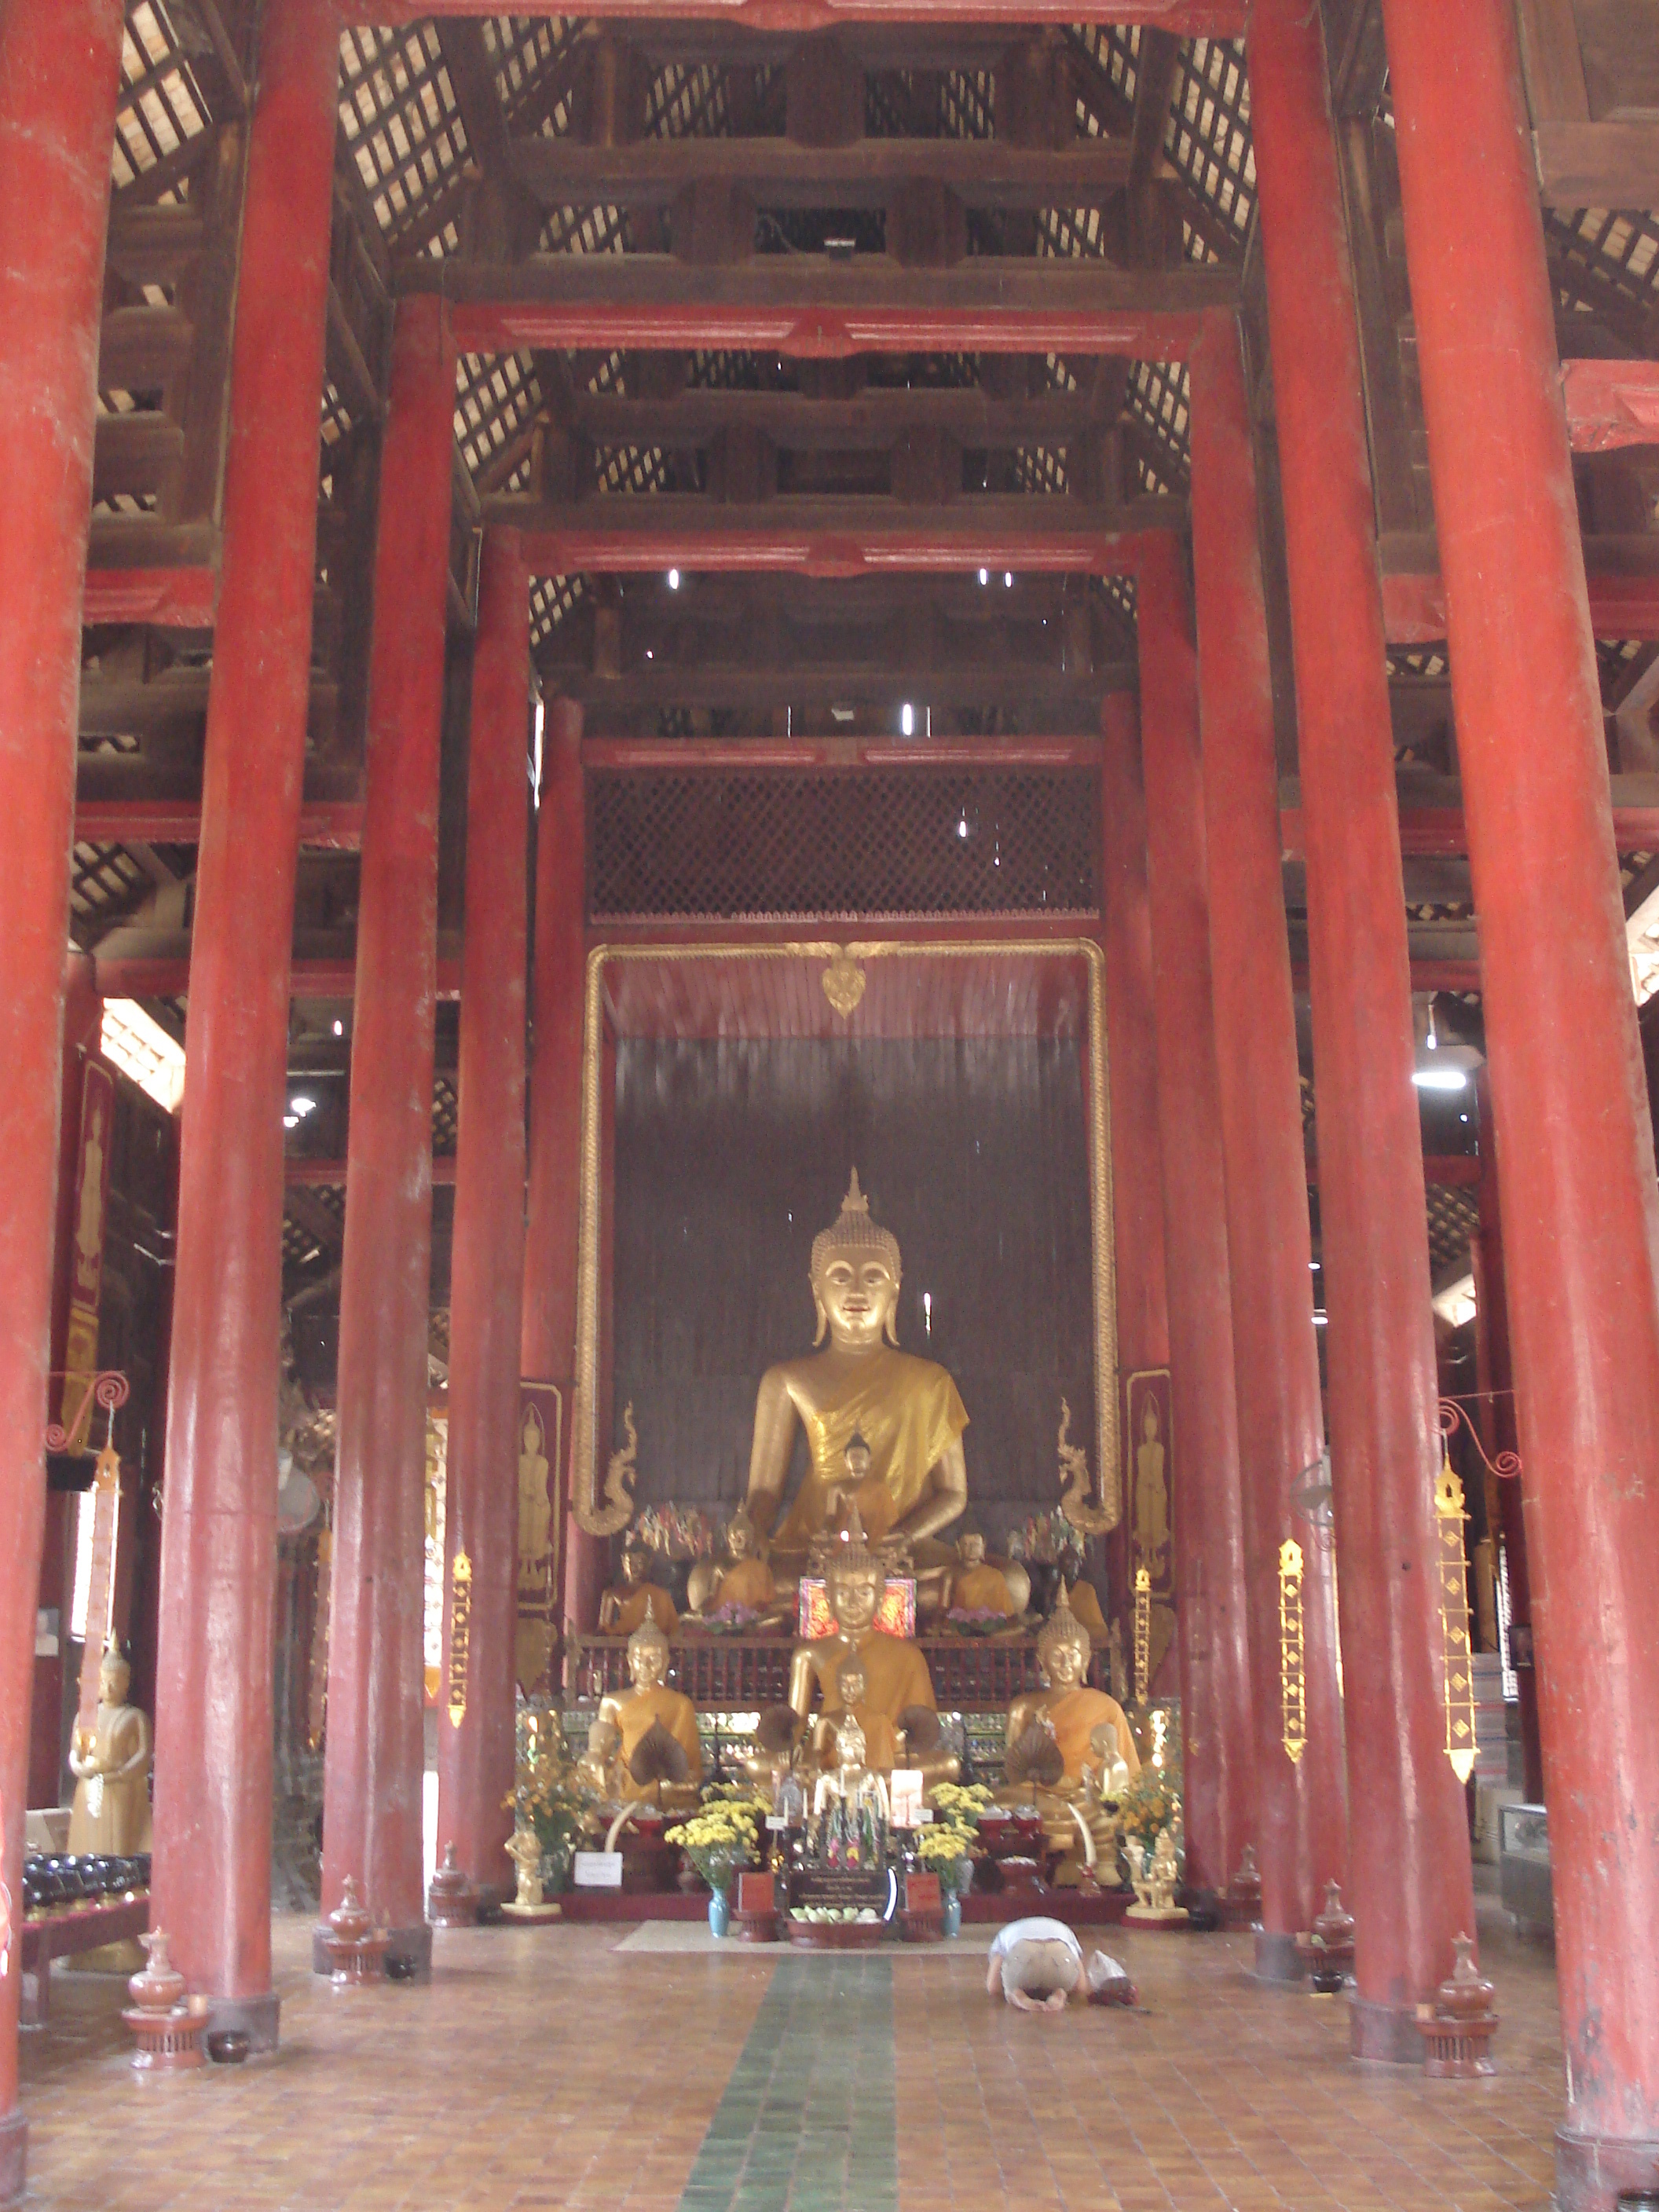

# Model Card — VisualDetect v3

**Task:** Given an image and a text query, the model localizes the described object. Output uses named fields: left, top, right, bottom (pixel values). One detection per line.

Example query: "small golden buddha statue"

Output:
left=944, top=1531, right=1021, bottom=1621
left=811, top=1710, right=891, bottom=1835
left=1006, top=1587, right=1139, bottom=1787
left=690, top=1504, right=790, bottom=1628
left=788, top=1510, right=958, bottom=1785
left=598, top=1544, right=678, bottom=1638
left=68, top=1639, right=153, bottom=1856
left=595, top=1618, right=703, bottom=1806
left=745, top=1172, right=969, bottom=1566
left=1082, top=1717, right=1131, bottom=1804
left=808, top=1656, right=901, bottom=1774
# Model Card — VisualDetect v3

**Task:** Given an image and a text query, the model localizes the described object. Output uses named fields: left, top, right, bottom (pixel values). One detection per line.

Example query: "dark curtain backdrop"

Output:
left=612, top=1038, right=1096, bottom=1550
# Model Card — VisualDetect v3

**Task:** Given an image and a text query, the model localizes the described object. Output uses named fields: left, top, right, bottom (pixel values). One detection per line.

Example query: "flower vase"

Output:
left=707, top=1886, right=731, bottom=1938
left=942, top=1890, right=962, bottom=1939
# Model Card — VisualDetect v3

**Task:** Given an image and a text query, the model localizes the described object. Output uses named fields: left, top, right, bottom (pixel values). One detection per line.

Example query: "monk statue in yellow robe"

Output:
left=788, top=1510, right=958, bottom=1785
left=1006, top=1586, right=1139, bottom=1785
left=745, top=1171, right=969, bottom=1569
left=68, top=1640, right=152, bottom=1855
left=599, top=1544, right=678, bottom=1638
left=595, top=1618, right=703, bottom=1807
left=944, top=1531, right=1023, bottom=1621
left=688, top=1504, right=790, bottom=1628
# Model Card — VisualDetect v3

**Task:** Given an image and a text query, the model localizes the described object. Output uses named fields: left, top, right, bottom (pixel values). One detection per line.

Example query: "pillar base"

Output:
left=1555, top=2126, right=1659, bottom=2211
left=1, top=2108, right=26, bottom=2211
left=1349, top=1994, right=1424, bottom=2064
left=204, top=1990, right=280, bottom=2056
left=1253, top=1929, right=1306, bottom=1983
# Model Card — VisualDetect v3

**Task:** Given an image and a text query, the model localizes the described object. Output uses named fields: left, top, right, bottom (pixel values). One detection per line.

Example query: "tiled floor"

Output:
left=17, top=1896, right=1560, bottom=2212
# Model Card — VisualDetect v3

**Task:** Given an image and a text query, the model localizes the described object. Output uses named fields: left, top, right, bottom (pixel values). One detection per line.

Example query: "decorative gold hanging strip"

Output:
left=1133, top=1566, right=1151, bottom=1705
left=306, top=1528, right=332, bottom=1753
left=1434, top=1457, right=1478, bottom=1783
left=1278, top=1538, right=1307, bottom=1765
left=447, top=1550, right=473, bottom=1729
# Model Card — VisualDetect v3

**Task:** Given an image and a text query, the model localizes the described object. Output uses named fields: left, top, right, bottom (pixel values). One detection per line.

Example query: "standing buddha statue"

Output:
left=68, top=1639, right=153, bottom=1855
left=745, top=1171, right=969, bottom=1568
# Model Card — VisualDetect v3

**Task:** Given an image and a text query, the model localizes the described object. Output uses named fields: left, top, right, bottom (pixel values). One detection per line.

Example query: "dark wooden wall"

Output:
left=611, top=1037, right=1097, bottom=1549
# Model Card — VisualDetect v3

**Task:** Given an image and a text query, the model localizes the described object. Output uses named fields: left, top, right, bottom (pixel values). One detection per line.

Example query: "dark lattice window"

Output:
left=1426, top=1185, right=1480, bottom=1276
left=588, top=768, right=1099, bottom=921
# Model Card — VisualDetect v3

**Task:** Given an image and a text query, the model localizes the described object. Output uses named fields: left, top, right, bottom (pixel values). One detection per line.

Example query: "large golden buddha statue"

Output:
left=788, top=1511, right=958, bottom=1785
left=746, top=1171, right=969, bottom=1564
left=1007, top=1587, right=1138, bottom=1786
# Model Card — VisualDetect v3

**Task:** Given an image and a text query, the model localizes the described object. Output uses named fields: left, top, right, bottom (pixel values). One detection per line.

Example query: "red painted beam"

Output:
left=76, top=797, right=364, bottom=849
left=1282, top=803, right=1659, bottom=858
left=518, top=522, right=1148, bottom=578
left=1562, top=357, right=1659, bottom=452
left=287, top=1155, right=457, bottom=1187
left=1291, top=958, right=1481, bottom=994
left=579, top=734, right=1102, bottom=769
left=1383, top=566, right=1659, bottom=643
left=1306, top=1153, right=1481, bottom=1189
left=94, top=955, right=463, bottom=1000
left=345, top=0, right=1243, bottom=32
left=82, top=566, right=216, bottom=629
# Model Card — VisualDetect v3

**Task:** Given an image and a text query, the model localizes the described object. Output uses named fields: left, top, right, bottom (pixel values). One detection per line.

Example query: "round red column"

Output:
left=1384, top=0, right=1659, bottom=2185
left=319, top=296, right=456, bottom=1977
left=1188, top=313, right=1349, bottom=1975
left=1247, top=0, right=1474, bottom=2056
left=521, top=695, right=599, bottom=1639
left=149, top=0, right=340, bottom=2053
left=438, top=529, right=531, bottom=1906
left=0, top=2, right=123, bottom=2194
left=1137, top=537, right=1257, bottom=1896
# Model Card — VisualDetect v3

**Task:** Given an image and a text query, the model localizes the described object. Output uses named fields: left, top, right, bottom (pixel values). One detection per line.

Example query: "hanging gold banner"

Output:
left=447, top=1550, right=473, bottom=1729
left=1278, top=1538, right=1306, bottom=1764
left=1434, top=1457, right=1478, bottom=1783
left=1132, top=1565, right=1151, bottom=1704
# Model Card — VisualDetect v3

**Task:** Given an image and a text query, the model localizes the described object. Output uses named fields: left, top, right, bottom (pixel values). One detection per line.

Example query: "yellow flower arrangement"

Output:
left=665, top=1794, right=766, bottom=1890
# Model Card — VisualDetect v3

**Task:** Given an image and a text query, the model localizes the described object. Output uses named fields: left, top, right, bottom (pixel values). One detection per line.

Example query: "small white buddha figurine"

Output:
left=68, top=1639, right=153, bottom=1855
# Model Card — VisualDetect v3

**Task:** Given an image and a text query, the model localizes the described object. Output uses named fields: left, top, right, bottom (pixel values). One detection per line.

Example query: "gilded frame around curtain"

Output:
left=571, top=939, right=1119, bottom=1537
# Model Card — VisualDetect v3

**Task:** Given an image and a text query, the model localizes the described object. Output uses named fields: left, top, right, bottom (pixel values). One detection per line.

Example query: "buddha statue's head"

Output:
left=834, top=1657, right=867, bottom=1711
left=619, top=1544, right=649, bottom=1588
left=811, top=1170, right=901, bottom=1350
left=823, top=1507, right=885, bottom=1638
left=844, top=1433, right=872, bottom=1484
left=99, top=1639, right=130, bottom=1705
left=627, top=1617, right=670, bottom=1691
left=726, top=1503, right=760, bottom=1562
left=958, top=1531, right=986, bottom=1569
left=1037, top=1584, right=1090, bottom=1690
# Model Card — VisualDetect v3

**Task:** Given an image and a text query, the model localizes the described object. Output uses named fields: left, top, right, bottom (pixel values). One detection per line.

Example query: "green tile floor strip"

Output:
left=674, top=1955, right=899, bottom=2212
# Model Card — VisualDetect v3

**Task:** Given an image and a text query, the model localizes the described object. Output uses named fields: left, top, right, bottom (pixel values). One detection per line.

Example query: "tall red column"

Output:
left=1137, top=538, right=1256, bottom=1895
left=1385, top=0, right=1659, bottom=2185
left=1247, top=0, right=1474, bottom=2056
left=320, top=297, right=456, bottom=1975
left=1188, top=315, right=1348, bottom=1973
left=0, top=3, right=123, bottom=2195
left=521, top=696, right=598, bottom=1638
left=149, top=0, right=339, bottom=2051
left=438, top=531, right=530, bottom=1906
left=1099, top=693, right=1172, bottom=1653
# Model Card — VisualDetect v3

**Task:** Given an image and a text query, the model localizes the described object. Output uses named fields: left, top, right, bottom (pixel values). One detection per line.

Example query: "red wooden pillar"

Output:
left=522, top=696, right=599, bottom=1637
left=0, top=4, right=123, bottom=2192
left=1098, top=694, right=1172, bottom=1646
left=319, top=297, right=456, bottom=1976
left=1384, top=0, right=1659, bottom=2185
left=438, top=530, right=530, bottom=1906
left=1137, top=537, right=1256, bottom=1895
left=1247, top=0, right=1474, bottom=2056
left=149, top=0, right=339, bottom=2053
left=1188, top=313, right=1349, bottom=1972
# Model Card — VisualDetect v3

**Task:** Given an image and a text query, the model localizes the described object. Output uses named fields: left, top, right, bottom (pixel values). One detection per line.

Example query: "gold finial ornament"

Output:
left=823, top=1502, right=884, bottom=1586
left=1133, top=1565, right=1151, bottom=1704
left=1278, top=1538, right=1306, bottom=1765
left=1057, top=1397, right=1114, bottom=1536
left=821, top=947, right=867, bottom=1019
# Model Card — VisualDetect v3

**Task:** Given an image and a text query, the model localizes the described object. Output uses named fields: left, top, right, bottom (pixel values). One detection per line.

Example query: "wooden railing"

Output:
left=568, top=1632, right=1111, bottom=1711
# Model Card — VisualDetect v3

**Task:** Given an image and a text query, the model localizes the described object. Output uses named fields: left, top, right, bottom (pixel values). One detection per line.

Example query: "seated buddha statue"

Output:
left=807, top=1655, right=901, bottom=1774
left=788, top=1510, right=958, bottom=1785
left=68, top=1639, right=153, bottom=1856
left=598, top=1544, right=678, bottom=1638
left=943, top=1531, right=1022, bottom=1622
left=595, top=1618, right=703, bottom=1807
left=690, top=1504, right=790, bottom=1628
left=745, top=1171, right=969, bottom=1572
left=1006, top=1586, right=1139, bottom=1786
